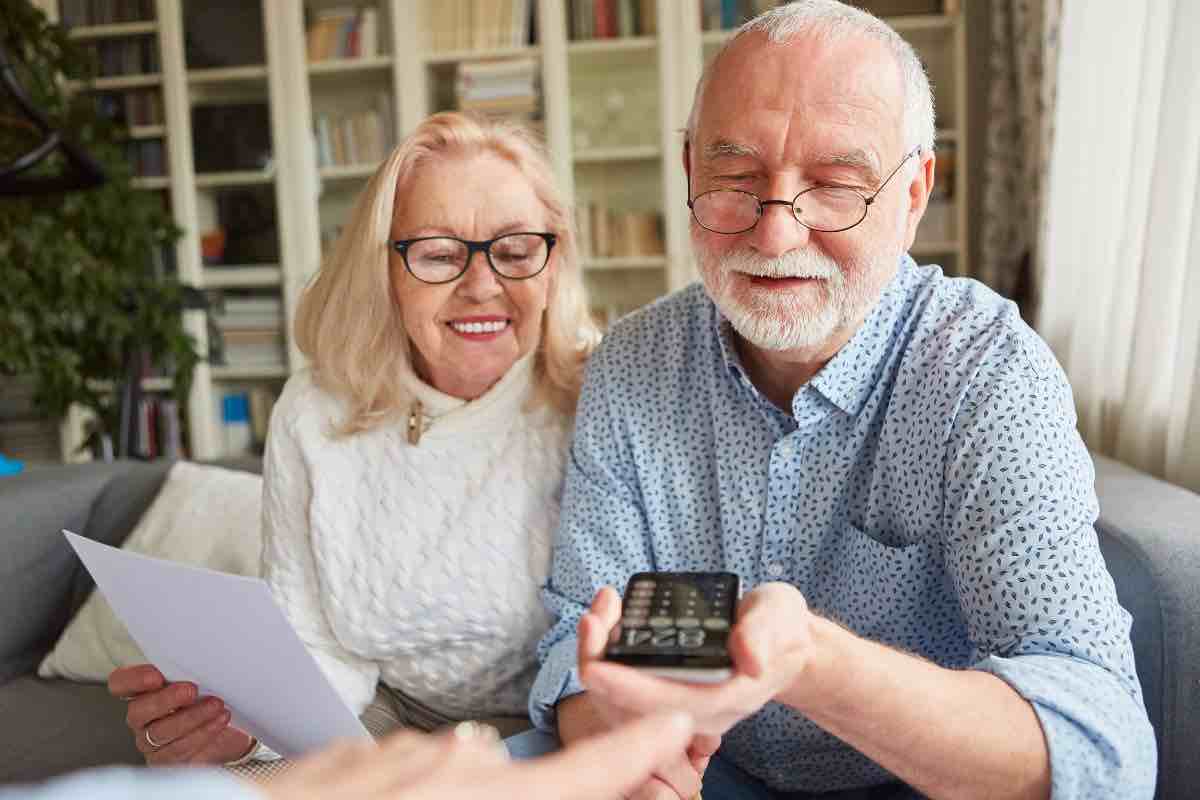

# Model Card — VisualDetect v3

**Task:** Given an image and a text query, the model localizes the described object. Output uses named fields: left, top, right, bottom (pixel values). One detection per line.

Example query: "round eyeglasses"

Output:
left=390, top=232, right=556, bottom=285
left=688, top=147, right=921, bottom=235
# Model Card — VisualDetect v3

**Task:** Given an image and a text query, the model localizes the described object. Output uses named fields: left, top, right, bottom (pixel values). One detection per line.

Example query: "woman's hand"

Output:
left=107, top=664, right=255, bottom=765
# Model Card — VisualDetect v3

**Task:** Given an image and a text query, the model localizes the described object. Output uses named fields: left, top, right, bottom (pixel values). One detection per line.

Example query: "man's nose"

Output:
left=747, top=192, right=810, bottom=259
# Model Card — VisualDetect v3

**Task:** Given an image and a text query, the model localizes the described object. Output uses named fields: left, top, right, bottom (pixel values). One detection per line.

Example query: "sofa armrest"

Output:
left=0, top=460, right=171, bottom=685
left=1093, top=454, right=1200, bottom=800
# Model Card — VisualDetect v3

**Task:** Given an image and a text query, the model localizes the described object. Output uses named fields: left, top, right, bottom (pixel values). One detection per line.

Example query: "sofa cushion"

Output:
left=0, top=461, right=171, bottom=686
left=0, top=677, right=141, bottom=783
left=37, top=461, right=264, bottom=683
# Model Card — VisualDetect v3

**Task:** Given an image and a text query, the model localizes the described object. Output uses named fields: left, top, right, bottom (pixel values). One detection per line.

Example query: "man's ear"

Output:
left=903, top=149, right=936, bottom=250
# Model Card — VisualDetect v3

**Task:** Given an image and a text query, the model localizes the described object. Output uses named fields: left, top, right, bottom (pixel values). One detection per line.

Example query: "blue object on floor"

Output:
left=0, top=454, right=24, bottom=476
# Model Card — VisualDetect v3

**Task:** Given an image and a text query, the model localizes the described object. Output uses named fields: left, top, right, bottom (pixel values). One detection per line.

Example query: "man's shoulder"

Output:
left=587, top=282, right=715, bottom=384
left=900, top=265, right=1071, bottom=423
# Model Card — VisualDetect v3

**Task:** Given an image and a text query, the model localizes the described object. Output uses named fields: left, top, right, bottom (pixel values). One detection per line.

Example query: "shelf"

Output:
left=127, top=124, right=166, bottom=139
left=583, top=256, right=667, bottom=271
left=70, top=73, right=162, bottom=91
left=194, top=171, right=275, bottom=188
left=701, top=13, right=952, bottom=46
left=202, top=266, right=283, bottom=289
left=568, top=37, right=657, bottom=56
left=87, top=376, right=174, bottom=392
left=309, top=56, right=393, bottom=75
left=131, top=176, right=169, bottom=189
left=187, top=65, right=269, bottom=84
left=318, top=163, right=378, bottom=180
left=574, top=146, right=661, bottom=164
left=211, top=365, right=289, bottom=381
left=424, top=45, right=540, bottom=66
left=67, top=21, right=159, bottom=40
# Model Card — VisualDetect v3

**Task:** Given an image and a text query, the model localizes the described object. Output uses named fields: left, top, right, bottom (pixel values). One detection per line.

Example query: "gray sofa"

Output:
left=2, top=456, right=1199, bottom=798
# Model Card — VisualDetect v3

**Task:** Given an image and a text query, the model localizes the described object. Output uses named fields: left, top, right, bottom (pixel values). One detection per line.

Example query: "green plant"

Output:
left=0, top=1, right=201, bottom=451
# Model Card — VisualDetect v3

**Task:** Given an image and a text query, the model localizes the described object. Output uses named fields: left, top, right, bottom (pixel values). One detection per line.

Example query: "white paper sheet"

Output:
left=63, top=530, right=370, bottom=758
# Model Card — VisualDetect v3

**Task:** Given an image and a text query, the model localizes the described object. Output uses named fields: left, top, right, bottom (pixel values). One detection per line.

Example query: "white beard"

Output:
left=695, top=240, right=880, bottom=352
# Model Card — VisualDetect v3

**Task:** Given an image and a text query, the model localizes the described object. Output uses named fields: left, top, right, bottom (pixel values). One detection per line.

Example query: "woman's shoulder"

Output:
left=271, top=369, right=349, bottom=432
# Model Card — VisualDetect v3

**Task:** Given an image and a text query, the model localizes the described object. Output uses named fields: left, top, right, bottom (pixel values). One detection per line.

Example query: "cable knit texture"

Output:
left=261, top=354, right=567, bottom=721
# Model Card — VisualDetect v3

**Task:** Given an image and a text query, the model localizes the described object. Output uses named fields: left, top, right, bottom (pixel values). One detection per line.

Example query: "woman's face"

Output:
left=390, top=152, right=555, bottom=400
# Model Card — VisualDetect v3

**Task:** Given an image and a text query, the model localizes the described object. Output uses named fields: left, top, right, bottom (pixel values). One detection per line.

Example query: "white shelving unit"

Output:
left=48, top=0, right=972, bottom=461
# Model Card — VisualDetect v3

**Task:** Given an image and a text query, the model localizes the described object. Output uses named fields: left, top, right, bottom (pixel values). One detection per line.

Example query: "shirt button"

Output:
left=766, top=562, right=783, bottom=578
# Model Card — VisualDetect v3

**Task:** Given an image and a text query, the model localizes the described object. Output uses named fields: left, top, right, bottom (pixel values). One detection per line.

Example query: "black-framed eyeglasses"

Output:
left=687, top=146, right=921, bottom=235
left=390, top=232, right=557, bottom=285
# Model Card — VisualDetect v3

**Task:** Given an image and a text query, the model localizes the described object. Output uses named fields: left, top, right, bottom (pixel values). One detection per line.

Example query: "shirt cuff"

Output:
left=528, top=635, right=586, bottom=733
left=973, top=653, right=1156, bottom=799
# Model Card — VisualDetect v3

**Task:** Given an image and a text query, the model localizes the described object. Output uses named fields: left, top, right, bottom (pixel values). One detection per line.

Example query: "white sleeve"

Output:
left=259, top=399, right=380, bottom=722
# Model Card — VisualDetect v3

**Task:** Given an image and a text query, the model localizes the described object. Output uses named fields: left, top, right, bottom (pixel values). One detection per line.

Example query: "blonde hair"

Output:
left=294, top=112, right=599, bottom=435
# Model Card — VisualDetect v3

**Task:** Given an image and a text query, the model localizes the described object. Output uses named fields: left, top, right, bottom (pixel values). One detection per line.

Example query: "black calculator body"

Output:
left=603, top=571, right=740, bottom=683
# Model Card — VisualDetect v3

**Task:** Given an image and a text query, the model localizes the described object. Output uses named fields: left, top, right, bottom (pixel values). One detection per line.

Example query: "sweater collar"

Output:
left=399, top=351, right=537, bottom=439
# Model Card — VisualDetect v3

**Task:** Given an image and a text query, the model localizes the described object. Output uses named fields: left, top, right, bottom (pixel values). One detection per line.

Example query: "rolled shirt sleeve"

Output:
left=529, top=342, right=657, bottom=733
left=942, top=330, right=1157, bottom=798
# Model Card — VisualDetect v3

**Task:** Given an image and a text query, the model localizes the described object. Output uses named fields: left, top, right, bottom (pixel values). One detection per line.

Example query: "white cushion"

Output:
left=37, top=461, right=263, bottom=682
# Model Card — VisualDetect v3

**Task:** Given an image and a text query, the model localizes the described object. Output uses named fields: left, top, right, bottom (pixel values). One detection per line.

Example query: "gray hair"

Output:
left=685, top=0, right=936, bottom=156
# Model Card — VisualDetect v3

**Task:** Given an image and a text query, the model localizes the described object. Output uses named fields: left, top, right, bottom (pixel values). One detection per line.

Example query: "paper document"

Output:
left=63, top=530, right=370, bottom=758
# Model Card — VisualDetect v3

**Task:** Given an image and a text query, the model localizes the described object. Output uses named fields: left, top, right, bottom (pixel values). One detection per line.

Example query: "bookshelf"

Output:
left=47, top=0, right=973, bottom=462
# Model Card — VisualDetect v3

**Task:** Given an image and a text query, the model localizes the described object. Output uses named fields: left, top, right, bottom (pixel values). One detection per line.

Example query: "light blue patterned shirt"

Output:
left=530, top=257, right=1156, bottom=798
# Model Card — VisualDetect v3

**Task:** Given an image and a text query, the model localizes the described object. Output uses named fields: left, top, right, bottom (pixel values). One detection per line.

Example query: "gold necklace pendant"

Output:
left=407, top=399, right=425, bottom=445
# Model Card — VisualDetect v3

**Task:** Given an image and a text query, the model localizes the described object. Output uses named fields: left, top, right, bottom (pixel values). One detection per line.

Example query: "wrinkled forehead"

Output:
left=695, top=30, right=907, bottom=172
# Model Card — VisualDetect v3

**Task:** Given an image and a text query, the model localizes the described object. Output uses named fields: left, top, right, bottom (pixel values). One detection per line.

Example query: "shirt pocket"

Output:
left=811, top=522, right=961, bottom=654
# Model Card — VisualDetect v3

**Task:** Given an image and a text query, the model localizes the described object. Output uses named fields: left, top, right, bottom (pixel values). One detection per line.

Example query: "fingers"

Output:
left=107, top=664, right=164, bottom=699
left=125, top=682, right=199, bottom=731
left=730, top=584, right=811, bottom=681
left=629, top=776, right=683, bottom=800
left=500, top=711, right=695, bottom=800
left=139, top=695, right=227, bottom=753
left=144, top=707, right=231, bottom=765
left=188, top=725, right=256, bottom=765
left=646, top=755, right=704, bottom=799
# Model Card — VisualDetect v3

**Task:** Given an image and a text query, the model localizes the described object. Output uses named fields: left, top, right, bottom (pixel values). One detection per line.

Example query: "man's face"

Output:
left=688, top=31, right=923, bottom=353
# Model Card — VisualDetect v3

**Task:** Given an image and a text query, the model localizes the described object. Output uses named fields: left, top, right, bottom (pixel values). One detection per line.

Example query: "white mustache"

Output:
left=720, top=250, right=839, bottom=281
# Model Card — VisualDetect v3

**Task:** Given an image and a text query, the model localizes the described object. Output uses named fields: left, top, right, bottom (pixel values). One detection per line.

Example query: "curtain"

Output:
left=1038, top=0, right=1200, bottom=491
left=976, top=0, right=1061, bottom=307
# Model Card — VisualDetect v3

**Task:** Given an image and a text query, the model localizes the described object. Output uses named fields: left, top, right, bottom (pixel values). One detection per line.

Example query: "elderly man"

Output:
left=528, top=2, right=1156, bottom=800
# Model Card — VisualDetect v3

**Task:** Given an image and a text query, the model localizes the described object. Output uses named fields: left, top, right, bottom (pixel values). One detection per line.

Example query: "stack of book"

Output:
left=125, top=139, right=165, bottom=177
left=83, top=37, right=160, bottom=77
left=455, top=58, right=540, bottom=123
left=95, top=89, right=163, bottom=127
left=314, top=93, right=393, bottom=167
left=427, top=0, right=534, bottom=52
left=213, top=294, right=286, bottom=369
left=60, top=0, right=155, bottom=26
left=575, top=204, right=664, bottom=260
left=569, top=0, right=659, bottom=39
left=132, top=396, right=183, bottom=460
left=219, top=386, right=278, bottom=456
left=306, top=6, right=379, bottom=61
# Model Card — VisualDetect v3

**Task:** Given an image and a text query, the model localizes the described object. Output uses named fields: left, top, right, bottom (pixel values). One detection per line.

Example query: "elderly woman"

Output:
left=106, top=111, right=599, bottom=766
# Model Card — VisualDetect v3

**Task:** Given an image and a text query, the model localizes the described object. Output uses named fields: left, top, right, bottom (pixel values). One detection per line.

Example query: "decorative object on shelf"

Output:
left=0, top=0, right=201, bottom=460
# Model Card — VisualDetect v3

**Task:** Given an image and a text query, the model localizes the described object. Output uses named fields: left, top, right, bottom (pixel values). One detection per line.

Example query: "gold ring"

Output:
left=144, top=728, right=166, bottom=749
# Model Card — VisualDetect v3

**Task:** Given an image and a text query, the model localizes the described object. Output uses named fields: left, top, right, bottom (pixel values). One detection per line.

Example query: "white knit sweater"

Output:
left=260, top=354, right=568, bottom=722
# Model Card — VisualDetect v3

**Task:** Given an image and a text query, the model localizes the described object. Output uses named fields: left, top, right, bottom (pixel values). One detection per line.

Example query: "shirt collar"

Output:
left=808, top=254, right=917, bottom=418
left=710, top=254, right=918, bottom=420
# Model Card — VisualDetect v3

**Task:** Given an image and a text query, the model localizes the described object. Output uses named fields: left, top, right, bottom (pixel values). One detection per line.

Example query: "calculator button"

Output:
left=676, top=617, right=700, bottom=628
left=648, top=616, right=673, bottom=628
left=633, top=580, right=656, bottom=590
left=703, top=617, right=730, bottom=631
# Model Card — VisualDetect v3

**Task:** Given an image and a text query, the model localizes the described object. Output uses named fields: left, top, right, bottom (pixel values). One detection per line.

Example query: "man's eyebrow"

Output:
left=811, top=149, right=882, bottom=185
left=701, top=139, right=761, bottom=161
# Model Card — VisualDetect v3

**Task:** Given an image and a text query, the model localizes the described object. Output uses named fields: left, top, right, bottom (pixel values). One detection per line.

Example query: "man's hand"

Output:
left=258, top=711, right=697, bottom=800
left=578, top=582, right=817, bottom=740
